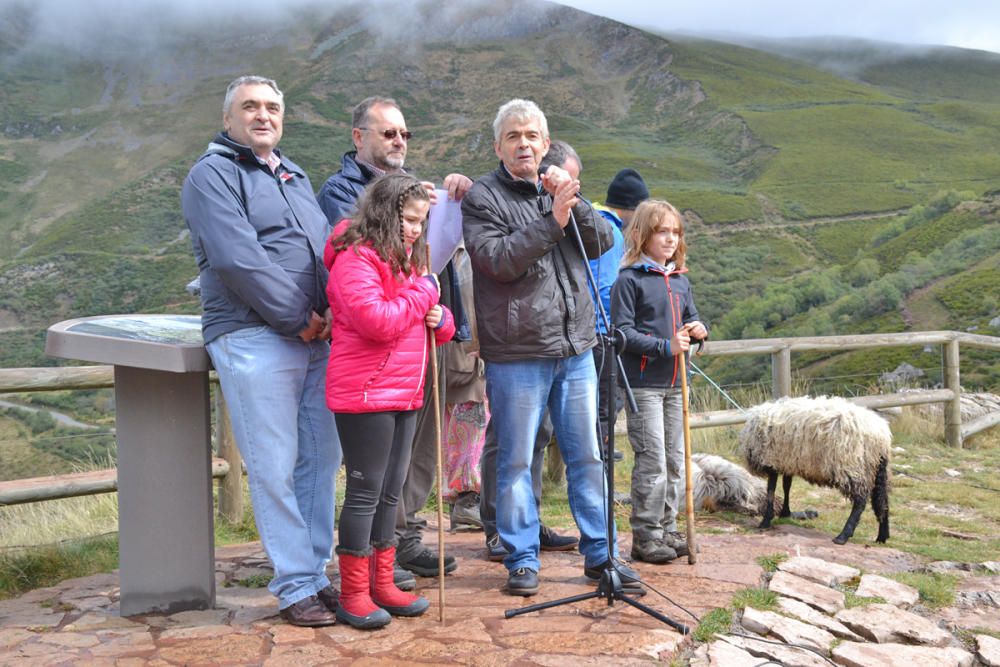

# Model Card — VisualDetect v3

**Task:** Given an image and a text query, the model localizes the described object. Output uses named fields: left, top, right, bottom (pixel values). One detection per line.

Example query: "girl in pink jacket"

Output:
left=324, top=173, right=454, bottom=630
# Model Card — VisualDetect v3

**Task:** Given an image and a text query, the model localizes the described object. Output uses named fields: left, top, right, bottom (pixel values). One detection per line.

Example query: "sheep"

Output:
left=684, top=453, right=818, bottom=521
left=738, top=395, right=891, bottom=545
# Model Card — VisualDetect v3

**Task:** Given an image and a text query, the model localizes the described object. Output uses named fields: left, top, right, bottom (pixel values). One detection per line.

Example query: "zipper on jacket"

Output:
left=362, top=350, right=393, bottom=404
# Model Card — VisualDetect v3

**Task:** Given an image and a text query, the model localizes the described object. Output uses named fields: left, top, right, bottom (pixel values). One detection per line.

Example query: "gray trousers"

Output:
left=394, top=346, right=447, bottom=559
left=479, top=411, right=551, bottom=537
left=625, top=386, right=684, bottom=541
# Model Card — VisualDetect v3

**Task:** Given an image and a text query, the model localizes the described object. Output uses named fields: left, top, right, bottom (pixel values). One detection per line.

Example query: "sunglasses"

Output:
left=360, top=127, right=412, bottom=141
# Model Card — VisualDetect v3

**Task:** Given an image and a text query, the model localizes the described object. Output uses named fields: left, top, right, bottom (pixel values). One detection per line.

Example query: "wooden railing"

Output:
left=2, top=330, right=999, bottom=510
left=691, top=330, right=1000, bottom=447
left=0, top=368, right=244, bottom=521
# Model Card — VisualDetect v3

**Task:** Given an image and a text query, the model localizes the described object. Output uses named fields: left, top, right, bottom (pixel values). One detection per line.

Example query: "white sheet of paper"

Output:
left=427, top=189, right=464, bottom=274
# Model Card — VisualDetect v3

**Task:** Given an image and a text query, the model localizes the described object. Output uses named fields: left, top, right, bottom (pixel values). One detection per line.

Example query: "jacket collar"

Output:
left=496, top=161, right=545, bottom=195
left=204, top=132, right=305, bottom=178
left=628, top=257, right=687, bottom=276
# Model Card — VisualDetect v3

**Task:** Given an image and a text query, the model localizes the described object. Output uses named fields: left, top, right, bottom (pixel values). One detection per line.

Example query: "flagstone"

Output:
left=855, top=573, right=919, bottom=606
left=832, top=641, right=974, bottom=667
left=835, top=603, right=952, bottom=646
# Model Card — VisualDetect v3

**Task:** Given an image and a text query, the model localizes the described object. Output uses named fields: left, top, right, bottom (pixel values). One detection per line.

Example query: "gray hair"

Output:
left=539, top=139, right=582, bottom=174
left=492, top=98, right=548, bottom=142
left=352, top=96, right=401, bottom=129
left=223, top=75, right=283, bottom=114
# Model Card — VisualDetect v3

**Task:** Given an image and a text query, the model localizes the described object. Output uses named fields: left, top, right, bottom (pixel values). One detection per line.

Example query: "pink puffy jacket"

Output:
left=324, top=221, right=454, bottom=413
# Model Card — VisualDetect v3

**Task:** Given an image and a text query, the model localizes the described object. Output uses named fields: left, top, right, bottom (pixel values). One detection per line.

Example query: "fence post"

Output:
left=772, top=347, right=792, bottom=399
left=216, top=392, right=244, bottom=522
left=942, top=339, right=963, bottom=448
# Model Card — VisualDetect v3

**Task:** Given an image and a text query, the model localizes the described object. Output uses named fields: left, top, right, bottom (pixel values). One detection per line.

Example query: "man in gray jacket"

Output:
left=181, top=75, right=340, bottom=627
left=462, top=99, right=640, bottom=597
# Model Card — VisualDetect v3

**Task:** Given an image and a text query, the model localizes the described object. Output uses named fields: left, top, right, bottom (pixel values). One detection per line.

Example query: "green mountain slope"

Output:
left=0, top=0, right=998, bottom=396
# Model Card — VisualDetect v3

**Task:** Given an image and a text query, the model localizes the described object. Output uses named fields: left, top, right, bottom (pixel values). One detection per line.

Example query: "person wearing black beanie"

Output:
left=604, top=168, right=650, bottom=216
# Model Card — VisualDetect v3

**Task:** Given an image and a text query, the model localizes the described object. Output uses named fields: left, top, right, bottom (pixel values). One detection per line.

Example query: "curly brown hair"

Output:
left=332, top=173, right=430, bottom=278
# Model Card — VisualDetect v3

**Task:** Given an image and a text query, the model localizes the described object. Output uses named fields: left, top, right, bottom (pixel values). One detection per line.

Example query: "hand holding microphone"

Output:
left=539, top=165, right=580, bottom=229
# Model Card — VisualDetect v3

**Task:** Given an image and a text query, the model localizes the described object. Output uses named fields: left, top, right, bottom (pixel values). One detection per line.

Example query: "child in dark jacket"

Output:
left=325, top=173, right=455, bottom=629
left=610, top=199, right=708, bottom=565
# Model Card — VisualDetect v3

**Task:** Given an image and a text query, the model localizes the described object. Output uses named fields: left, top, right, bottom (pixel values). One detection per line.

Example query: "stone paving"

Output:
left=0, top=519, right=997, bottom=665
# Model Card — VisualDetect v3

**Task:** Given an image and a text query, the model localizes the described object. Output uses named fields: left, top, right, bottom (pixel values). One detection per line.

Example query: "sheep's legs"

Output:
left=778, top=475, right=793, bottom=517
left=758, top=471, right=779, bottom=529
left=834, top=495, right=866, bottom=545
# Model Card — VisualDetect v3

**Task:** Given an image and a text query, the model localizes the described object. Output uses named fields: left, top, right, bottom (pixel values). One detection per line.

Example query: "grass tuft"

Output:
left=0, top=535, right=118, bottom=600
left=731, top=587, right=779, bottom=611
left=890, top=571, right=958, bottom=609
left=693, top=607, right=733, bottom=643
left=756, top=553, right=789, bottom=573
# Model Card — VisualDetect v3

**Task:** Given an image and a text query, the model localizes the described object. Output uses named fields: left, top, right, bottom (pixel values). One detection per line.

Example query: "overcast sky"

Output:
left=4, top=0, right=999, bottom=55
left=557, top=0, right=1000, bottom=53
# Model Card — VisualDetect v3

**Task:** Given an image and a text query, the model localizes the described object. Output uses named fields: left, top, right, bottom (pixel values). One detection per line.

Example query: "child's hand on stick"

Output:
left=425, top=304, right=443, bottom=329
left=669, top=327, right=691, bottom=355
left=683, top=321, right=708, bottom=340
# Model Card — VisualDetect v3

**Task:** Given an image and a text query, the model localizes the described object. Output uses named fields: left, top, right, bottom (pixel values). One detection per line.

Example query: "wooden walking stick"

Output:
left=680, top=348, right=697, bottom=564
left=426, top=245, right=447, bottom=622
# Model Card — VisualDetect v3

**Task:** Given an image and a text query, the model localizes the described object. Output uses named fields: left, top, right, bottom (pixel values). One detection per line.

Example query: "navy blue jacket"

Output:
left=611, top=260, right=705, bottom=389
left=314, top=151, right=471, bottom=343
left=181, top=132, right=329, bottom=343
left=315, top=151, right=374, bottom=230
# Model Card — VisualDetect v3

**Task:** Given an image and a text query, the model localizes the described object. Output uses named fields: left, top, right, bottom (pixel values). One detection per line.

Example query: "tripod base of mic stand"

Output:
left=504, top=566, right=690, bottom=635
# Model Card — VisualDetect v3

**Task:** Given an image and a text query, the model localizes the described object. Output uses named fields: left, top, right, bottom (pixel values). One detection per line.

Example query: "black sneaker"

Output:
left=584, top=559, right=645, bottom=595
left=485, top=533, right=507, bottom=562
left=539, top=524, right=578, bottom=551
left=505, top=567, right=539, bottom=596
left=397, top=546, right=458, bottom=577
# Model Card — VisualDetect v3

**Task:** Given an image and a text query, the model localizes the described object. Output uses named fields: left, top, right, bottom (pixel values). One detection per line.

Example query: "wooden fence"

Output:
left=2, top=330, right=999, bottom=514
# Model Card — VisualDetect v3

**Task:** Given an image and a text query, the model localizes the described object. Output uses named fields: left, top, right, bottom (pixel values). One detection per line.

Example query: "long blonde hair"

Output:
left=621, top=199, right=687, bottom=269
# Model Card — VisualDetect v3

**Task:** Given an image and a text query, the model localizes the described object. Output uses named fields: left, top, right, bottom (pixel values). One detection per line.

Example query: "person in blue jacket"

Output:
left=181, top=75, right=341, bottom=627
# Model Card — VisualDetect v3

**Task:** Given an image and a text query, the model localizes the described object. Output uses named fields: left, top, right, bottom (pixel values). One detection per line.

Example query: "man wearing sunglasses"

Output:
left=317, top=96, right=474, bottom=584
left=317, top=96, right=471, bottom=229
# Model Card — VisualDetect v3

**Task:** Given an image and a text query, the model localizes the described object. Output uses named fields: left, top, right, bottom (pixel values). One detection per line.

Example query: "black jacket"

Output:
left=611, top=260, right=705, bottom=389
left=461, top=164, right=614, bottom=362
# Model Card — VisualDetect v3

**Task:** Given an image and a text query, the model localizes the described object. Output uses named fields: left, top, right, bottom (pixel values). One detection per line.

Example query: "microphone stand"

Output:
left=503, top=204, right=690, bottom=635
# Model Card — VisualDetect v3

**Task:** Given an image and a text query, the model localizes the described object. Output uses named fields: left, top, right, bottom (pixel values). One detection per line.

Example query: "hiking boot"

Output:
left=394, top=565, right=415, bottom=591
left=584, top=559, right=645, bottom=595
left=485, top=533, right=507, bottom=562
left=450, top=491, right=483, bottom=529
left=505, top=567, right=539, bottom=596
left=396, top=546, right=458, bottom=577
left=630, top=538, right=678, bottom=564
left=539, top=524, right=578, bottom=551
left=663, top=531, right=690, bottom=558
left=612, top=449, right=625, bottom=462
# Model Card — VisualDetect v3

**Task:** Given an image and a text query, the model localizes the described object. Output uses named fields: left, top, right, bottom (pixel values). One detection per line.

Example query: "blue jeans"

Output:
left=486, top=351, right=616, bottom=573
left=207, top=326, right=341, bottom=610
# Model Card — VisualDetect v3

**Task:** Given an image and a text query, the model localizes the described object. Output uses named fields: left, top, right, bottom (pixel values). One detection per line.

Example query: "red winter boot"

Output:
left=335, top=551, right=390, bottom=630
left=370, top=545, right=430, bottom=616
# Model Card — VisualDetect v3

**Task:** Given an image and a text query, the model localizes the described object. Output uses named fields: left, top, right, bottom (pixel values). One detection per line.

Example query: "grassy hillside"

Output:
left=0, top=0, right=999, bottom=412
left=666, top=37, right=1000, bottom=221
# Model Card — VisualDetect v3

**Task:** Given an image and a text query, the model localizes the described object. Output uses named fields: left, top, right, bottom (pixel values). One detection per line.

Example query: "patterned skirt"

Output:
left=442, top=400, right=489, bottom=502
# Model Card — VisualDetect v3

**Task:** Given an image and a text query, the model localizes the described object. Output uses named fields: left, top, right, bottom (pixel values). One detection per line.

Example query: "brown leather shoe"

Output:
left=279, top=595, right=337, bottom=627
left=316, top=585, right=339, bottom=612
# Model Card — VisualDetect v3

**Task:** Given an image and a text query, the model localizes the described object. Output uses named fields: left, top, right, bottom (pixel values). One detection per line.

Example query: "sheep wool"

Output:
left=739, top=395, right=892, bottom=544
